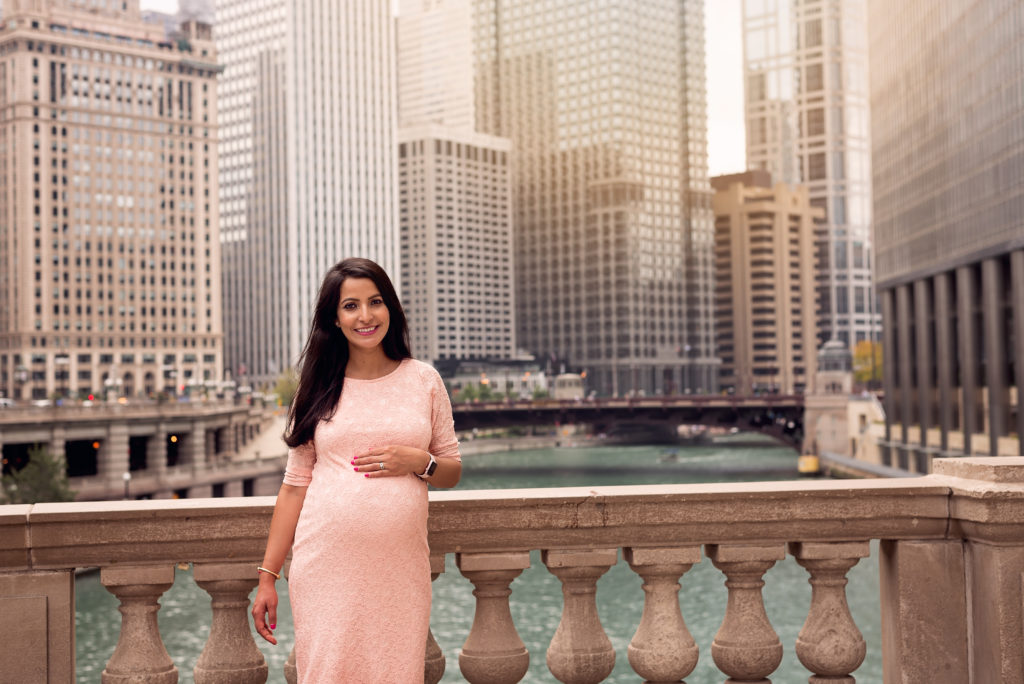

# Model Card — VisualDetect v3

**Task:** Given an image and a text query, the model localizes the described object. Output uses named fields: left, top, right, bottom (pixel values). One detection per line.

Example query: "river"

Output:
left=75, top=439, right=882, bottom=683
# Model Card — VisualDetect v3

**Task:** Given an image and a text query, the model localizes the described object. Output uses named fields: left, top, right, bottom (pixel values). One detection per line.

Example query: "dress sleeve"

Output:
left=429, top=370, right=461, bottom=461
left=283, top=439, right=316, bottom=486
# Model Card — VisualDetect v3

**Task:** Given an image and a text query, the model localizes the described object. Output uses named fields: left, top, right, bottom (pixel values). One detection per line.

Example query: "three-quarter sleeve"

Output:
left=429, top=371, right=461, bottom=461
left=283, top=439, right=317, bottom=486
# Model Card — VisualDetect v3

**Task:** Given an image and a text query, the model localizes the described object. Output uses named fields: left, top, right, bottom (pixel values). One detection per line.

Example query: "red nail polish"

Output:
left=270, top=624, right=276, bottom=629
left=364, top=474, right=369, bottom=478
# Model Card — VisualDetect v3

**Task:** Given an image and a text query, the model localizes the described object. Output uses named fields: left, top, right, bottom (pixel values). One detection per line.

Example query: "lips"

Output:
left=354, top=326, right=379, bottom=336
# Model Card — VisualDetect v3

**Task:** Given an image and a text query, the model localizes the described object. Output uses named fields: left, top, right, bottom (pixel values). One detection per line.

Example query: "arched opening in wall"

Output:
left=1, top=443, right=32, bottom=475
left=213, top=428, right=224, bottom=455
left=123, top=372, right=135, bottom=398
left=166, top=433, right=181, bottom=467
left=129, top=435, right=148, bottom=471
left=243, top=478, right=254, bottom=496
left=212, top=482, right=225, bottom=497
left=144, top=372, right=156, bottom=397
left=66, top=440, right=100, bottom=477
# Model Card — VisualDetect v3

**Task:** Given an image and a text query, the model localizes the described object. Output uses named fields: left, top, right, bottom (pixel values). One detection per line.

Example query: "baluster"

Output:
left=456, top=551, right=531, bottom=684
left=542, top=548, right=618, bottom=684
left=789, top=542, right=870, bottom=683
left=706, top=544, right=786, bottom=684
left=100, top=564, right=178, bottom=684
left=193, top=562, right=268, bottom=684
left=425, top=552, right=448, bottom=684
left=625, top=546, right=701, bottom=683
left=284, top=648, right=297, bottom=684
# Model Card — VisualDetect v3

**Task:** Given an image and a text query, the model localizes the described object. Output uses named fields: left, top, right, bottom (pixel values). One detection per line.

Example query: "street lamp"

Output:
left=122, top=471, right=131, bottom=500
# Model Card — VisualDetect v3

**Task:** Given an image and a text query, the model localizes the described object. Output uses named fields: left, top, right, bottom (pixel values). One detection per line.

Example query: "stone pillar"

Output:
left=706, top=543, right=786, bottom=684
left=913, top=279, right=932, bottom=471
left=49, top=424, right=67, bottom=473
left=624, top=546, right=701, bottom=683
left=425, top=552, right=447, bottom=684
left=457, top=551, right=531, bottom=684
left=149, top=424, right=168, bottom=478
left=981, top=258, right=1008, bottom=454
left=1012, top=251, right=1024, bottom=455
left=193, top=561, right=269, bottom=683
left=100, top=564, right=178, bottom=683
left=789, top=541, right=870, bottom=683
left=880, top=288, right=897, bottom=467
left=934, top=457, right=1024, bottom=683
left=542, top=548, right=617, bottom=684
left=956, top=265, right=979, bottom=455
left=188, top=421, right=207, bottom=471
left=100, top=422, right=131, bottom=491
left=933, top=272, right=954, bottom=454
left=878, top=539, right=968, bottom=682
left=0, top=569, right=75, bottom=683
left=895, top=284, right=914, bottom=471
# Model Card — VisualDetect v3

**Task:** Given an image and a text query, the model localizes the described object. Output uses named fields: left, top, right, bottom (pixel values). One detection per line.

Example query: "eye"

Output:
left=342, top=302, right=356, bottom=310
left=371, top=298, right=385, bottom=306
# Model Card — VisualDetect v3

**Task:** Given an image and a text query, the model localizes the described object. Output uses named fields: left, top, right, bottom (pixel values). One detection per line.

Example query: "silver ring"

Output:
left=379, top=462, right=385, bottom=471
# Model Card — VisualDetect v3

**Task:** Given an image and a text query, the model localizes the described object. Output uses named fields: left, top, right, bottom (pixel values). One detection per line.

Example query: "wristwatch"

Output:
left=418, top=452, right=437, bottom=479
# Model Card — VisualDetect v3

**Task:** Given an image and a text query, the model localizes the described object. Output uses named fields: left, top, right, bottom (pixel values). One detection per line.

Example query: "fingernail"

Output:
left=364, top=474, right=369, bottom=478
left=352, top=466, right=358, bottom=471
left=270, top=624, right=276, bottom=629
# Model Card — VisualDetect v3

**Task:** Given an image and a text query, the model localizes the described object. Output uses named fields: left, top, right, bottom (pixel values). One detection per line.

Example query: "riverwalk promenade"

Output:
left=2, top=456, right=1023, bottom=682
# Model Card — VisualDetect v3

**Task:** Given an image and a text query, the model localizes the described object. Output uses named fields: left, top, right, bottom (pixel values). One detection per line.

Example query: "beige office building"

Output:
left=398, top=126, right=514, bottom=364
left=0, top=0, right=222, bottom=401
left=711, top=171, right=822, bottom=395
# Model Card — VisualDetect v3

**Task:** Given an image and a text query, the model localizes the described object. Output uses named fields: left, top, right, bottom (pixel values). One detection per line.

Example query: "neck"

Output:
left=345, top=348, right=399, bottom=379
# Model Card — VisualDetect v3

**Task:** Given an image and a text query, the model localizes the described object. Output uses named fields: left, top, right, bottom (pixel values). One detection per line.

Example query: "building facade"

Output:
left=471, top=0, right=717, bottom=397
left=743, top=0, right=877, bottom=349
left=0, top=0, right=222, bottom=401
left=711, top=171, right=822, bottom=395
left=397, top=0, right=474, bottom=130
left=398, top=126, right=514, bottom=364
left=869, top=0, right=1024, bottom=470
left=215, top=0, right=398, bottom=387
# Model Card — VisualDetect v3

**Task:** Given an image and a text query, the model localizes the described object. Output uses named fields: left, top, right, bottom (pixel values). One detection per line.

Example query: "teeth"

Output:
left=356, top=327, right=376, bottom=332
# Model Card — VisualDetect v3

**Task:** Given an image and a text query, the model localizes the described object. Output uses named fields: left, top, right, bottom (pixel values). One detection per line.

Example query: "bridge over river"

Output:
left=452, top=395, right=805, bottom=449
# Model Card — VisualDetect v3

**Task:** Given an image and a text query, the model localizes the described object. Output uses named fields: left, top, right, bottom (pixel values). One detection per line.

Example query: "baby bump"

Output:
left=294, top=473, right=429, bottom=555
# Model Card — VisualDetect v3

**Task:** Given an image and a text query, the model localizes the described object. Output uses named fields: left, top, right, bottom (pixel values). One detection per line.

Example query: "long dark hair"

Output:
left=284, top=257, right=411, bottom=448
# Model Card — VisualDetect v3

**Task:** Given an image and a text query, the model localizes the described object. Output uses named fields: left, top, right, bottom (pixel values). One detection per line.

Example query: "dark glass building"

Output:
left=869, top=0, right=1024, bottom=469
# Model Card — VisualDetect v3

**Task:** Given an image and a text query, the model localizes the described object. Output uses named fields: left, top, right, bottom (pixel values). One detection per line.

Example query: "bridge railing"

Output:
left=2, top=456, right=1023, bottom=683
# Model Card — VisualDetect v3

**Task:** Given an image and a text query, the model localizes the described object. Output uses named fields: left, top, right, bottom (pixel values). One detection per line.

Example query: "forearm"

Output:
left=259, top=483, right=307, bottom=578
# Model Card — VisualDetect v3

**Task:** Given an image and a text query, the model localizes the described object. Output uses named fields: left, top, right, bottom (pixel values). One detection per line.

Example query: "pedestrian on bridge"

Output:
left=251, top=257, right=462, bottom=682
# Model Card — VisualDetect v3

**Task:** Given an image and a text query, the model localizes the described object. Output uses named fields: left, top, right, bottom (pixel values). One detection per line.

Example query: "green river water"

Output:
left=75, top=440, right=882, bottom=683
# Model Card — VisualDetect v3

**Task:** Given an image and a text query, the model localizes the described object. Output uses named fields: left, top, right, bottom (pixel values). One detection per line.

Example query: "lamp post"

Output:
left=122, top=471, right=131, bottom=500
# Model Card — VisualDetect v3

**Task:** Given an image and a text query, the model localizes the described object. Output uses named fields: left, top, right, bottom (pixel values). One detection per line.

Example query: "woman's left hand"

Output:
left=351, top=445, right=428, bottom=478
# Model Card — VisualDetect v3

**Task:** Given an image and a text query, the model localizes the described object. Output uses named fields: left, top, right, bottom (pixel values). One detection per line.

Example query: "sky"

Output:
left=139, top=0, right=748, bottom=176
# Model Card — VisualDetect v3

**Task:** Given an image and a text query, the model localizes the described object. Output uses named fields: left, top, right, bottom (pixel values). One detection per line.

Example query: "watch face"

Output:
left=425, top=459, right=438, bottom=476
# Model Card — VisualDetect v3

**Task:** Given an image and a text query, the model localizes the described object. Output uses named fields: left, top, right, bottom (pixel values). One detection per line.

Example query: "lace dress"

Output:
left=282, top=358, right=460, bottom=682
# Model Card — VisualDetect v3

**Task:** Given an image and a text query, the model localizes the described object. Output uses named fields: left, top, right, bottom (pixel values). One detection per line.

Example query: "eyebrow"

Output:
left=340, top=293, right=383, bottom=304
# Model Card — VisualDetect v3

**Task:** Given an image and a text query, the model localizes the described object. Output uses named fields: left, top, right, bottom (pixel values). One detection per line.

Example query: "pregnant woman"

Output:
left=251, top=257, right=462, bottom=682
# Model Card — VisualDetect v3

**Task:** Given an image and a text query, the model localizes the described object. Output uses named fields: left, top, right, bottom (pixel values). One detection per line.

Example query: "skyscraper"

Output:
left=869, top=0, right=1024, bottom=470
left=743, top=0, right=877, bottom=349
left=711, top=171, right=822, bottom=395
left=215, top=0, right=398, bottom=386
left=471, top=0, right=717, bottom=396
left=0, top=0, right=222, bottom=401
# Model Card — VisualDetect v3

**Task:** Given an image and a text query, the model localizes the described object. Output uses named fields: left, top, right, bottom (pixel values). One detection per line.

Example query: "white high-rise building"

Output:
left=743, top=0, right=878, bottom=349
left=215, top=0, right=399, bottom=385
left=397, top=0, right=474, bottom=130
left=397, top=0, right=515, bottom=367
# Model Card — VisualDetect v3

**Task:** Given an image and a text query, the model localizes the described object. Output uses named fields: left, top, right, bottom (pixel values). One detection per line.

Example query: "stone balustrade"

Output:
left=2, top=456, right=1023, bottom=682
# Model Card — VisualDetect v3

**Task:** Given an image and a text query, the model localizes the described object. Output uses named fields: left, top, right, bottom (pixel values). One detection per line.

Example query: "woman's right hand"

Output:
left=252, top=578, right=280, bottom=645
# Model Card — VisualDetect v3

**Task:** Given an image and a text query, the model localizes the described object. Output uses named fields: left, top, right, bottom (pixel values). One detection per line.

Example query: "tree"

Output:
left=853, top=340, right=883, bottom=387
left=457, top=383, right=479, bottom=403
left=531, top=385, right=550, bottom=400
left=0, top=445, right=76, bottom=504
left=274, top=367, right=299, bottom=406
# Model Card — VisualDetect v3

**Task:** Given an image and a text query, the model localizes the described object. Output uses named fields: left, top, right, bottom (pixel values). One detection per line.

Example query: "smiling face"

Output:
left=335, top=277, right=391, bottom=355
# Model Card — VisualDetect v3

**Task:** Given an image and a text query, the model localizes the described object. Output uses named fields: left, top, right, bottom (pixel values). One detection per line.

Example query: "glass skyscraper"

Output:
left=471, top=0, right=717, bottom=396
left=743, top=0, right=877, bottom=349
left=870, top=0, right=1024, bottom=469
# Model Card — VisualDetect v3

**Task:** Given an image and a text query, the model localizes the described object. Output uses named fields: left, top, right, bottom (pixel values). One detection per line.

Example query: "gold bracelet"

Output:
left=257, top=566, right=281, bottom=580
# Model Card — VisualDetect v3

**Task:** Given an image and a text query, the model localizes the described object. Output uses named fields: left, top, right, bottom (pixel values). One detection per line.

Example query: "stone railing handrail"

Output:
left=2, top=456, right=1023, bottom=682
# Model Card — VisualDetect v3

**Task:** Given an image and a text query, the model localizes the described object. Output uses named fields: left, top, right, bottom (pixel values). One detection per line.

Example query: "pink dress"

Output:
left=282, top=358, right=461, bottom=683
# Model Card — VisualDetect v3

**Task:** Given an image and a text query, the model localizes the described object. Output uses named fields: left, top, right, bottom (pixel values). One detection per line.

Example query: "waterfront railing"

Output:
left=2, top=456, right=1023, bottom=683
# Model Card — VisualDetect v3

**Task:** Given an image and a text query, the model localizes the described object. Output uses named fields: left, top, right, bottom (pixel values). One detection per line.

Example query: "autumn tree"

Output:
left=852, top=340, right=883, bottom=387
